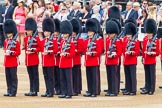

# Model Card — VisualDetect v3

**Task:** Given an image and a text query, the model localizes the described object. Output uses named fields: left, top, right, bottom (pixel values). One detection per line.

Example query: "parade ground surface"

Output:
left=0, top=48, right=162, bottom=108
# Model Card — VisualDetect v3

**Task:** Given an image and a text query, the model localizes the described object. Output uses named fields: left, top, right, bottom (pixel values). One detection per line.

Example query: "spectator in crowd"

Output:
left=133, top=2, right=142, bottom=18
left=124, top=2, right=138, bottom=21
left=64, top=0, right=73, bottom=13
left=80, top=5, right=91, bottom=25
left=94, top=0, right=103, bottom=17
left=53, top=3, right=69, bottom=21
left=141, top=0, right=148, bottom=10
left=1, top=0, right=14, bottom=48
left=91, top=5, right=101, bottom=23
left=89, top=0, right=95, bottom=14
left=50, top=0, right=59, bottom=12
left=44, top=4, right=55, bottom=18
left=0, top=4, right=4, bottom=48
left=148, top=6, right=157, bottom=21
left=137, top=9, right=148, bottom=41
left=80, top=5, right=91, bottom=39
left=13, top=0, right=28, bottom=49
left=157, top=8, right=162, bottom=38
left=36, top=0, right=45, bottom=40
left=27, top=0, right=38, bottom=18
left=67, top=1, right=82, bottom=20
left=102, top=1, right=111, bottom=23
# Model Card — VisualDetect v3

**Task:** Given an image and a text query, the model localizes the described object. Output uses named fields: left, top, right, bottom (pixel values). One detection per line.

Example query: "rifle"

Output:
left=62, top=36, right=72, bottom=53
left=87, top=33, right=98, bottom=52
left=44, top=33, right=54, bottom=52
left=147, top=34, right=157, bottom=52
left=28, top=30, right=38, bottom=49
left=57, top=33, right=62, bottom=49
left=108, top=30, right=124, bottom=55
left=7, top=33, right=19, bottom=55
left=74, top=33, right=81, bottom=45
left=126, top=32, right=138, bottom=52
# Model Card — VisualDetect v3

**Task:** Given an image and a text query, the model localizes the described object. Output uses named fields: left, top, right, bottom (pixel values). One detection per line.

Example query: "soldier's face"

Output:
left=126, top=34, right=132, bottom=40
left=109, top=33, right=116, bottom=39
left=44, top=31, right=51, bottom=37
left=63, top=34, right=69, bottom=39
left=26, top=30, right=33, bottom=36
left=54, top=32, right=59, bottom=37
left=147, top=33, right=153, bottom=38
left=88, top=31, right=95, bottom=37
left=7, top=33, right=13, bottom=39
left=72, top=32, right=76, bottom=37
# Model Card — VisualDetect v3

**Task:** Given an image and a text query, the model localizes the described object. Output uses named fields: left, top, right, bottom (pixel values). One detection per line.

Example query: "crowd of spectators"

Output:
left=1, top=0, right=162, bottom=48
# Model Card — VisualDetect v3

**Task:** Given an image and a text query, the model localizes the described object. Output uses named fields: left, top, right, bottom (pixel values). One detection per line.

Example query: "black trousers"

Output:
left=86, top=66, right=99, bottom=95
left=5, top=67, right=18, bottom=95
left=54, top=66, right=61, bottom=94
left=27, top=65, right=39, bottom=92
left=60, top=68, right=73, bottom=96
left=42, top=66, right=54, bottom=95
left=106, top=65, right=118, bottom=94
left=144, top=64, right=156, bottom=92
left=72, top=65, right=82, bottom=94
left=97, top=65, right=101, bottom=95
left=117, top=57, right=121, bottom=92
left=124, top=65, right=137, bottom=93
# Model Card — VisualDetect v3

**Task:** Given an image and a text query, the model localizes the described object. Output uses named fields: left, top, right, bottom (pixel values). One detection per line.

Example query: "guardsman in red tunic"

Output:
left=105, top=20, right=122, bottom=96
left=58, top=20, right=75, bottom=99
left=122, top=22, right=140, bottom=96
left=53, top=18, right=62, bottom=95
left=24, top=18, right=40, bottom=96
left=83, top=19, right=101, bottom=97
left=141, top=19, right=159, bottom=95
left=159, top=37, right=162, bottom=89
left=40, top=18, right=58, bottom=97
left=3, top=19, right=21, bottom=97
left=70, top=18, right=84, bottom=96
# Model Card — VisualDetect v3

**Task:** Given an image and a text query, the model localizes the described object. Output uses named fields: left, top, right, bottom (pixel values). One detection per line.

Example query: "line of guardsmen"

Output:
left=2, top=6, right=162, bottom=98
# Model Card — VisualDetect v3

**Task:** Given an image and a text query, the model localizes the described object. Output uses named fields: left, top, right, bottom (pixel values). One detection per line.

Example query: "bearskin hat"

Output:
left=108, top=6, right=121, bottom=21
left=106, top=20, right=119, bottom=35
left=25, top=18, right=37, bottom=32
left=53, top=19, right=60, bottom=32
left=125, top=18, right=137, bottom=26
left=110, top=18, right=121, bottom=33
left=70, top=18, right=82, bottom=33
left=60, top=20, right=73, bottom=34
left=125, top=22, right=137, bottom=36
left=3, top=19, right=17, bottom=35
left=42, top=18, right=55, bottom=33
left=86, top=18, right=98, bottom=33
left=144, top=18, right=157, bottom=34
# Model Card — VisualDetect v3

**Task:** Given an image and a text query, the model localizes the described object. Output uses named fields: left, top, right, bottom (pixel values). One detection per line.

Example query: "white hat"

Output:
left=44, top=0, right=50, bottom=4
left=17, top=0, right=24, bottom=3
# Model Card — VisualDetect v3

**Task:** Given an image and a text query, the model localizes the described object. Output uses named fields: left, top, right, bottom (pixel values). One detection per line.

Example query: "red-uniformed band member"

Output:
left=24, top=18, right=40, bottom=96
left=70, top=18, right=83, bottom=96
left=83, top=19, right=101, bottom=97
left=141, top=19, right=159, bottom=95
left=105, top=20, right=122, bottom=96
left=59, top=20, right=75, bottom=99
left=122, top=22, right=140, bottom=96
left=40, top=18, right=58, bottom=97
left=53, top=18, right=62, bottom=95
left=3, top=19, right=21, bottom=97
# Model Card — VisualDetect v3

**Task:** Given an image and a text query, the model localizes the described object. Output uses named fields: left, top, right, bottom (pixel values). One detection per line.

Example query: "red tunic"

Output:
left=84, top=38, right=102, bottom=67
left=105, top=36, right=122, bottom=65
left=72, top=37, right=84, bottom=65
left=122, top=36, right=140, bottom=65
left=59, top=39, right=75, bottom=68
left=142, top=36, right=159, bottom=64
left=24, top=35, right=41, bottom=66
left=40, top=38, right=58, bottom=67
left=4, top=39, right=21, bottom=67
